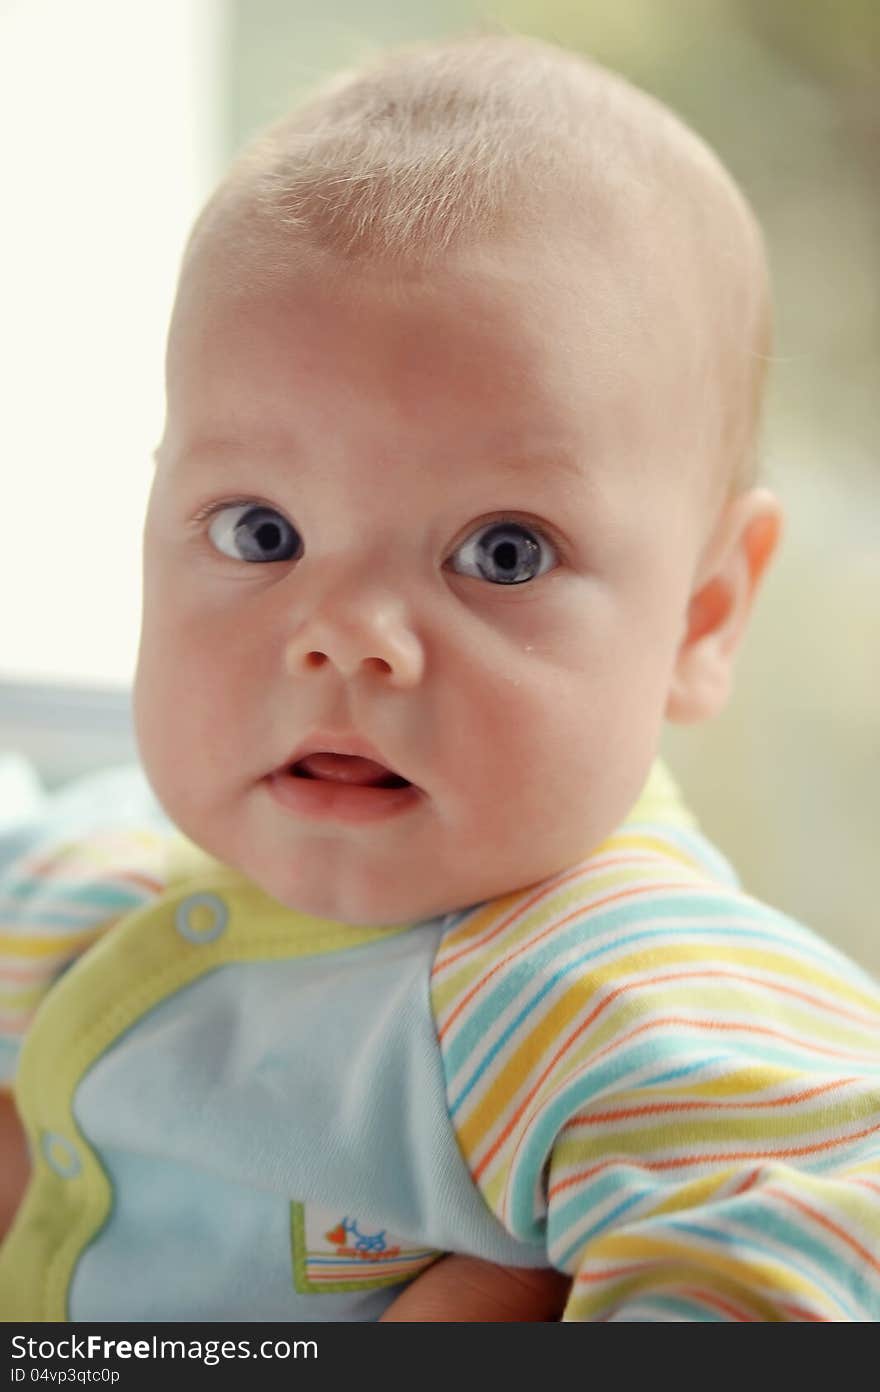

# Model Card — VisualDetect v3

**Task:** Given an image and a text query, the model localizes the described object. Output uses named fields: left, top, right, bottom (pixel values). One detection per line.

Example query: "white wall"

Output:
left=0, top=0, right=226, bottom=687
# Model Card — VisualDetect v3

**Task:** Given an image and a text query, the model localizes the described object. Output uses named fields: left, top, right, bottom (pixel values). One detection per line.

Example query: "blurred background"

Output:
left=1, top=0, right=877, bottom=969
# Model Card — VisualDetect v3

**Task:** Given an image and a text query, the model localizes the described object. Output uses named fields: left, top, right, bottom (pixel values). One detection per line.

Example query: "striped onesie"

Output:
left=1, top=761, right=879, bottom=1321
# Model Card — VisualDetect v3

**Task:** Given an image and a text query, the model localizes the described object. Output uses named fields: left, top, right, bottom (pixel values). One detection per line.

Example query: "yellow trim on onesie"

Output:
left=1, top=835, right=410, bottom=1321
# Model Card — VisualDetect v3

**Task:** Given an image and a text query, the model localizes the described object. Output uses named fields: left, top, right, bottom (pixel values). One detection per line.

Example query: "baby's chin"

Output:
left=251, top=863, right=464, bottom=928
left=164, top=791, right=620, bottom=929
left=159, top=801, right=455, bottom=926
left=244, top=844, right=583, bottom=929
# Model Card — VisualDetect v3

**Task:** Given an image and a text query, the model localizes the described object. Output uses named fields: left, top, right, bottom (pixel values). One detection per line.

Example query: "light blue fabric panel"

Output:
left=70, top=1149, right=388, bottom=1322
left=70, top=926, right=543, bottom=1321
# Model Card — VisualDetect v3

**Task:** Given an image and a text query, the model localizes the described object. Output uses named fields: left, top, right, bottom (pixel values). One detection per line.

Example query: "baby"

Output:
left=2, top=33, right=879, bottom=1323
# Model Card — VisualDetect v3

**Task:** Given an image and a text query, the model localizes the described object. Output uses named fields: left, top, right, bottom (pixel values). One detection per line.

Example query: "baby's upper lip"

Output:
left=275, top=732, right=410, bottom=783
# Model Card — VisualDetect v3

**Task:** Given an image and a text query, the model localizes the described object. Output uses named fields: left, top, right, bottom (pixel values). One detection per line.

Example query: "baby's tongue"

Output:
left=297, top=753, right=392, bottom=786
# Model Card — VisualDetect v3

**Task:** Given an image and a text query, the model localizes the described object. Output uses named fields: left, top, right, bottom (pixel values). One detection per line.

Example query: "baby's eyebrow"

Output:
left=164, top=437, right=304, bottom=477
left=166, top=440, right=589, bottom=486
left=488, top=449, right=586, bottom=483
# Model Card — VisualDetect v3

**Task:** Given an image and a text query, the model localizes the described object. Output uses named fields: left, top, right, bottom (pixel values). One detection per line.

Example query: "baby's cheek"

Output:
left=464, top=657, right=654, bottom=853
left=454, top=679, right=585, bottom=823
left=136, top=633, right=226, bottom=804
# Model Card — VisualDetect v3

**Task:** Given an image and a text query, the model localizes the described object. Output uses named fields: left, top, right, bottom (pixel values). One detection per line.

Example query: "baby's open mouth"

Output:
left=267, top=748, right=420, bottom=824
left=289, top=752, right=411, bottom=790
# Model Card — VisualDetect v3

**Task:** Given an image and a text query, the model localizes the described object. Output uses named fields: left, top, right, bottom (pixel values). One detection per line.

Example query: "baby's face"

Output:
left=135, top=232, right=713, bottom=925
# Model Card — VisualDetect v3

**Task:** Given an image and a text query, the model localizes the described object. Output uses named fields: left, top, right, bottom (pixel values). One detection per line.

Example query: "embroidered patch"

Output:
left=290, top=1203, right=440, bottom=1293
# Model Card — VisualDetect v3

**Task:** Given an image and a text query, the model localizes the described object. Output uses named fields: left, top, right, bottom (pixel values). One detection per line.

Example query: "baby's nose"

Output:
left=283, top=597, right=425, bottom=689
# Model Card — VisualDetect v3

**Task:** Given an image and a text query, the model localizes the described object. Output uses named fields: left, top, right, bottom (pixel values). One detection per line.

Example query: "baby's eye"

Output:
left=448, top=520, right=557, bottom=585
left=207, top=504, right=303, bottom=563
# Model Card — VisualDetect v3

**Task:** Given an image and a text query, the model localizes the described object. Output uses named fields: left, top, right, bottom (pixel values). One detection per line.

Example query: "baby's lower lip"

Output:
left=265, top=768, right=422, bottom=825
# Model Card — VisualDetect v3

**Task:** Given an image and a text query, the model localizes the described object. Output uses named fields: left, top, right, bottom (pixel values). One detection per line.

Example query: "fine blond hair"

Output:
left=181, top=32, right=771, bottom=498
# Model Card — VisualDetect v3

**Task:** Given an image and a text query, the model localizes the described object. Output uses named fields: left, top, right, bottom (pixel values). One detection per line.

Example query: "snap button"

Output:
left=41, top=1131, right=82, bottom=1179
left=175, top=891, right=229, bottom=944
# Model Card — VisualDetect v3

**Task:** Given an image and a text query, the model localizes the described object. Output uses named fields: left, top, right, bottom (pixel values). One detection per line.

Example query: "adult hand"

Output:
left=379, top=1253, right=570, bottom=1322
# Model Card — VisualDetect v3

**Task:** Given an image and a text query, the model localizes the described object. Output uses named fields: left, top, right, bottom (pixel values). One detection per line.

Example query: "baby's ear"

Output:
left=665, top=488, right=783, bottom=724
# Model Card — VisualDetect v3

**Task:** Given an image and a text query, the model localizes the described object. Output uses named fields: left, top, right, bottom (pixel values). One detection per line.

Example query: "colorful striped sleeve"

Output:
left=0, top=828, right=171, bottom=1084
left=431, top=824, right=880, bottom=1321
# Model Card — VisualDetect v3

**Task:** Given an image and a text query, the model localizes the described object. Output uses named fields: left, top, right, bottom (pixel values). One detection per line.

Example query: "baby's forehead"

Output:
left=174, top=39, right=770, bottom=509
left=167, top=252, right=708, bottom=564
